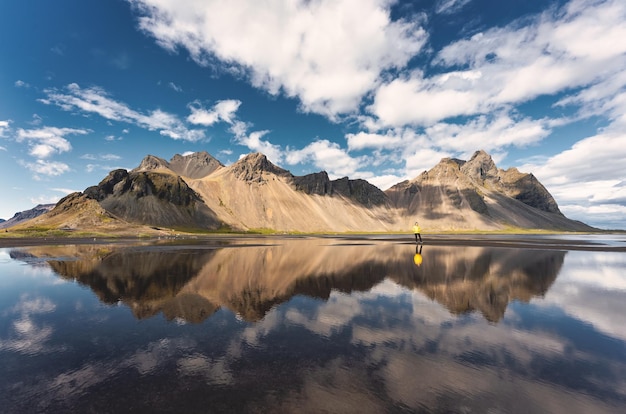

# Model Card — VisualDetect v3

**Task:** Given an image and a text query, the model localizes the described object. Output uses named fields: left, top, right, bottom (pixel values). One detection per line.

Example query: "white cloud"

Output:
left=285, top=139, right=366, bottom=178
left=187, top=99, right=241, bottom=126
left=19, top=159, right=70, bottom=179
left=370, top=0, right=626, bottom=127
left=523, top=133, right=626, bottom=187
left=0, top=146, right=6, bottom=151
left=367, top=174, right=406, bottom=191
left=160, top=128, right=205, bottom=141
left=236, top=130, right=283, bottom=164
left=40, top=83, right=205, bottom=142
left=520, top=132, right=626, bottom=228
left=435, top=0, right=472, bottom=15
left=404, top=147, right=451, bottom=178
left=85, top=163, right=121, bottom=173
left=0, top=296, right=57, bottom=355
left=129, top=0, right=428, bottom=118
left=346, top=130, right=406, bottom=151
left=224, top=117, right=285, bottom=164
left=81, top=153, right=121, bottom=161
left=424, top=112, right=550, bottom=155
left=29, top=194, right=63, bottom=205
left=30, top=114, right=43, bottom=126
left=369, top=70, right=487, bottom=127
left=51, top=188, right=79, bottom=195
left=16, top=126, right=88, bottom=159
left=0, top=119, right=10, bottom=137
left=14, top=80, right=30, bottom=88
left=168, top=82, right=182, bottom=92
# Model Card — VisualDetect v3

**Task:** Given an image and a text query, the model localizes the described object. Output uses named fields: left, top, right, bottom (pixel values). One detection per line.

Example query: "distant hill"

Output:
left=10, top=150, right=595, bottom=233
left=0, top=204, right=55, bottom=229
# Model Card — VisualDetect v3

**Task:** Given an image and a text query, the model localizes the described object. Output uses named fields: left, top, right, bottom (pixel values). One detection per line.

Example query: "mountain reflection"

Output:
left=13, top=240, right=565, bottom=323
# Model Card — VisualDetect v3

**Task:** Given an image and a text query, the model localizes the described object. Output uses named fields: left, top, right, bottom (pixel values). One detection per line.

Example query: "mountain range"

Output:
left=9, top=150, right=593, bottom=233
left=0, top=204, right=55, bottom=229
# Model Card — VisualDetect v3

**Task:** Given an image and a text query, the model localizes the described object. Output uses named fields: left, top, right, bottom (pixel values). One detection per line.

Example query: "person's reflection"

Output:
left=413, top=244, right=423, bottom=266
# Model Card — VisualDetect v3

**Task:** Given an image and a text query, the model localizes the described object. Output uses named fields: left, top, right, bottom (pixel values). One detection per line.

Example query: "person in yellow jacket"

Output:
left=412, top=221, right=422, bottom=244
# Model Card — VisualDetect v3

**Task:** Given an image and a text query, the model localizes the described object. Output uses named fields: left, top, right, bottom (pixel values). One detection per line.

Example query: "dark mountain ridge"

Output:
left=134, top=151, right=224, bottom=179
left=81, top=168, right=222, bottom=229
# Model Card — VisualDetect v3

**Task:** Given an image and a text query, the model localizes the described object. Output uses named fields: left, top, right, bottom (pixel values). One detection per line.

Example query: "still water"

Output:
left=1, top=236, right=625, bottom=413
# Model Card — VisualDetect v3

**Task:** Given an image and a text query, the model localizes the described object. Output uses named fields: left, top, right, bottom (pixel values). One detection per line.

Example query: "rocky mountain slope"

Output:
left=385, top=150, right=592, bottom=231
left=82, top=168, right=222, bottom=229
left=10, top=150, right=594, bottom=233
left=0, top=204, right=55, bottom=229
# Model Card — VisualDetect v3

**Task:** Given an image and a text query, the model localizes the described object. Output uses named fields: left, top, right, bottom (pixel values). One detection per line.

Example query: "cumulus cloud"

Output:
left=187, top=99, right=241, bottom=126
left=285, top=139, right=367, bottom=179
left=40, top=83, right=205, bottom=141
left=424, top=112, right=551, bottom=156
left=370, top=0, right=626, bottom=127
left=80, top=153, right=121, bottom=161
left=0, top=119, right=10, bottom=137
left=128, top=0, right=428, bottom=118
left=19, top=159, right=70, bottom=179
left=28, top=194, right=63, bottom=206
left=520, top=132, right=626, bottom=228
left=232, top=127, right=283, bottom=164
left=346, top=130, right=406, bottom=151
left=16, top=126, right=88, bottom=159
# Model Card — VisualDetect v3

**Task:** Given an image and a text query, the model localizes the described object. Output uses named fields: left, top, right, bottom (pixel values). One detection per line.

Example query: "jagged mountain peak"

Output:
left=132, top=152, right=224, bottom=179
left=461, top=150, right=499, bottom=182
left=170, top=151, right=221, bottom=165
left=134, top=154, right=169, bottom=172
left=238, top=152, right=274, bottom=167
left=229, top=152, right=292, bottom=182
left=169, top=151, right=223, bottom=179
left=423, top=157, right=466, bottom=182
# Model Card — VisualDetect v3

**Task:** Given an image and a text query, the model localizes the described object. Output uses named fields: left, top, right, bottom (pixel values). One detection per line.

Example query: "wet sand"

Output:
left=1, top=234, right=625, bottom=251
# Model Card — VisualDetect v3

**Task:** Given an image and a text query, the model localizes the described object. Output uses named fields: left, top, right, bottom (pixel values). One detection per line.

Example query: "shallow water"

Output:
left=1, top=236, right=625, bottom=413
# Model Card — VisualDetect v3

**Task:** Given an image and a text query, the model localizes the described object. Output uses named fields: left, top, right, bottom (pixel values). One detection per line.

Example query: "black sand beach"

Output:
left=1, top=233, right=624, bottom=251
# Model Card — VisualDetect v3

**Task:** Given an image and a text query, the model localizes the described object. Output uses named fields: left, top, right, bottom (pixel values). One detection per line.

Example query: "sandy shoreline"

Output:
left=1, top=234, right=624, bottom=251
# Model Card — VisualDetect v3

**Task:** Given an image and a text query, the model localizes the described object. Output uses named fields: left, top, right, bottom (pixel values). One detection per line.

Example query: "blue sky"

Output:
left=1, top=0, right=625, bottom=229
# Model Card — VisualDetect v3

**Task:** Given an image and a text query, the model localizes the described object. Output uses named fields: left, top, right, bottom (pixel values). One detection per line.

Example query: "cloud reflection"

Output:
left=3, top=239, right=625, bottom=412
left=0, top=295, right=58, bottom=355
